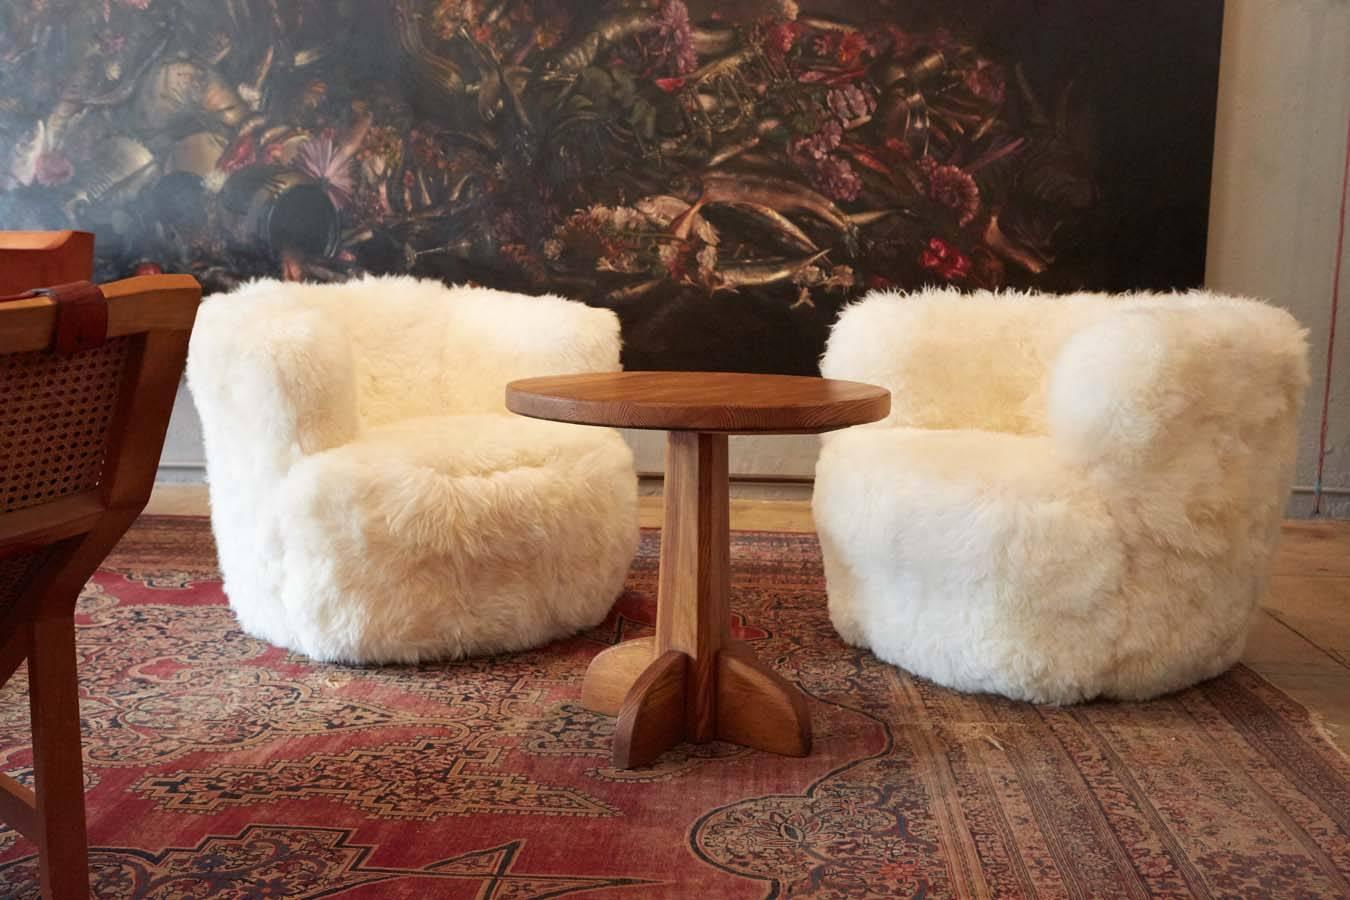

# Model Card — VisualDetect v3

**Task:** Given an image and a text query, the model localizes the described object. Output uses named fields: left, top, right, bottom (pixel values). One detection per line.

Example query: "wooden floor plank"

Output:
left=1271, top=520, right=1350, bottom=577
left=1263, top=577, right=1350, bottom=669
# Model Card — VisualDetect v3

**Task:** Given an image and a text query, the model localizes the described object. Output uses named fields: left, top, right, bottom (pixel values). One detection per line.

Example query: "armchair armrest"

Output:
left=186, top=290, right=360, bottom=479
left=1047, top=298, right=1309, bottom=473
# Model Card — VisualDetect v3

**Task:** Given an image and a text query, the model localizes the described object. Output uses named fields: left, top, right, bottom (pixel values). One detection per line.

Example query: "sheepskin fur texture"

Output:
left=187, top=275, right=639, bottom=664
left=815, top=288, right=1309, bottom=704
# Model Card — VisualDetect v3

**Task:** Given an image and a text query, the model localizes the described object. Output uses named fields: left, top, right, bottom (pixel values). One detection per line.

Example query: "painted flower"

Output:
left=836, top=31, right=870, bottom=66
left=217, top=132, right=258, bottom=174
left=790, top=122, right=862, bottom=202
left=791, top=120, right=842, bottom=162
left=920, top=157, right=980, bottom=227
left=296, top=136, right=356, bottom=209
left=827, top=84, right=875, bottom=123
left=651, top=0, right=698, bottom=75
left=920, top=237, right=972, bottom=281
left=814, top=30, right=870, bottom=67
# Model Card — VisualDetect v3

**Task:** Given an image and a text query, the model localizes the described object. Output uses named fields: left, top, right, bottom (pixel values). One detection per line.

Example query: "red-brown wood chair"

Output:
left=0, top=253, right=199, bottom=898
left=0, top=232, right=95, bottom=295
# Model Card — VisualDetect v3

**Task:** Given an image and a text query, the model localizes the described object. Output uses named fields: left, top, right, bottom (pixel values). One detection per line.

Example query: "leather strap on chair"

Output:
left=0, top=281, right=109, bottom=353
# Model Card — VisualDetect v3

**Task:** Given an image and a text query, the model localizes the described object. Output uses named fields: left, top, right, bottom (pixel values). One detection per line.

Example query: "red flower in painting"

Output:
left=217, top=132, right=257, bottom=173
left=812, top=30, right=870, bottom=68
left=836, top=31, right=870, bottom=67
left=920, top=238, right=972, bottom=282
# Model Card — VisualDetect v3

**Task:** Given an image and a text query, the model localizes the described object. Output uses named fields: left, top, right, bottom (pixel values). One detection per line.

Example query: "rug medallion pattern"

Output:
left=0, top=518, right=1348, bottom=898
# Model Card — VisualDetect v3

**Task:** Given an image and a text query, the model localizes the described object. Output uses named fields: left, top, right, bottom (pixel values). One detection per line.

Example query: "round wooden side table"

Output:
left=506, top=371, right=891, bottom=768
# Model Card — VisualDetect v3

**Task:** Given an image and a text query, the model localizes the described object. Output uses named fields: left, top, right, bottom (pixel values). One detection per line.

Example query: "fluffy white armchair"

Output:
left=815, top=288, right=1309, bottom=703
left=187, top=275, right=639, bottom=664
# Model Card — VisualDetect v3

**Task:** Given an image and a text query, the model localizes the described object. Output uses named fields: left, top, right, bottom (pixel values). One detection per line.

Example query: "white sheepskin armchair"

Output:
left=186, top=275, right=639, bottom=664
left=815, top=288, right=1309, bottom=704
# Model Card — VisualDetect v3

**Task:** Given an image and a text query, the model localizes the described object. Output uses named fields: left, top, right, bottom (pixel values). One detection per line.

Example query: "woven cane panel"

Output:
left=0, top=338, right=130, bottom=514
left=0, top=548, right=53, bottom=616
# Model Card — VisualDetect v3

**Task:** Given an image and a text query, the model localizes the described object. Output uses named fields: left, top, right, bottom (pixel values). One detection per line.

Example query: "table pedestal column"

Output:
left=581, top=431, right=813, bottom=768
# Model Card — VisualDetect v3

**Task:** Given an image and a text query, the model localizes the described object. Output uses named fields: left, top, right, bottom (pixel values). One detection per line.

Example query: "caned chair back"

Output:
left=0, top=274, right=200, bottom=674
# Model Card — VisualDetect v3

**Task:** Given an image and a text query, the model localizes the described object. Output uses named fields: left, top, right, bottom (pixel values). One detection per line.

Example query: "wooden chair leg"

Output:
left=27, top=614, right=91, bottom=900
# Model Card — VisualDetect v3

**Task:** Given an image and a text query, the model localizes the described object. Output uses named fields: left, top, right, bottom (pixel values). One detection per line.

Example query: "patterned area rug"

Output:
left=1, top=517, right=1349, bottom=898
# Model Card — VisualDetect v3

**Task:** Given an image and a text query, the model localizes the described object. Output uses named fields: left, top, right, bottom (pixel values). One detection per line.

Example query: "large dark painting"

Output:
left=0, top=0, right=1223, bottom=372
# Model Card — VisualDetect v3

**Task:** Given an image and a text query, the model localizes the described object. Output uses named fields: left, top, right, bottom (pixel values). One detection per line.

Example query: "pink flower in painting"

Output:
left=827, top=84, right=874, bottom=123
left=296, top=137, right=356, bottom=209
left=652, top=0, right=697, bottom=75
left=118, top=0, right=152, bottom=9
left=810, top=155, right=862, bottom=202
left=791, top=120, right=842, bottom=162
left=789, top=121, right=862, bottom=202
left=920, top=157, right=981, bottom=227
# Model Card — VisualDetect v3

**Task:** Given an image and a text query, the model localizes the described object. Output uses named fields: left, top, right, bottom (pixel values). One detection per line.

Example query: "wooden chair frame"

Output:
left=0, top=232, right=94, bottom=295
left=0, top=274, right=200, bottom=899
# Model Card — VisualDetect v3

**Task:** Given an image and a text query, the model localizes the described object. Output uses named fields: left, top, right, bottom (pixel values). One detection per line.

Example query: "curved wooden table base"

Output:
left=580, top=432, right=813, bottom=768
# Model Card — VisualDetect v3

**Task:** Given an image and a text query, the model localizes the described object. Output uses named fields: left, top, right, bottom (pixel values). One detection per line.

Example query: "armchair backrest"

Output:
left=823, top=288, right=1307, bottom=441
left=822, top=287, right=1309, bottom=556
left=822, top=288, right=1111, bottom=434
left=318, top=279, right=623, bottom=424
left=187, top=276, right=622, bottom=475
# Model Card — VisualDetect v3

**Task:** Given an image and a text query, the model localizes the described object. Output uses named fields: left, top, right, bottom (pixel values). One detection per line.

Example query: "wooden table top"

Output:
left=505, top=371, right=891, bottom=434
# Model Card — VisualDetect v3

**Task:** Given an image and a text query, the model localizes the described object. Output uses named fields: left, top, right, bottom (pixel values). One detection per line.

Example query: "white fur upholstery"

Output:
left=815, top=288, right=1309, bottom=704
left=187, top=276, right=639, bottom=664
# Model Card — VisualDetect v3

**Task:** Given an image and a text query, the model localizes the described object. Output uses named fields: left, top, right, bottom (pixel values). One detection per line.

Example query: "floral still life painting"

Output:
left=0, top=0, right=1223, bottom=371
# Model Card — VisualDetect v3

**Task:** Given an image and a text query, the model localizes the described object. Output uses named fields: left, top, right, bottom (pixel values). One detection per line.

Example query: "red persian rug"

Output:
left=2, top=517, right=1349, bottom=898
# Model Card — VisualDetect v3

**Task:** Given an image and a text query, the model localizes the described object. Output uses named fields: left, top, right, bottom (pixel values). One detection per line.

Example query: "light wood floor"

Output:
left=148, top=485, right=1350, bottom=755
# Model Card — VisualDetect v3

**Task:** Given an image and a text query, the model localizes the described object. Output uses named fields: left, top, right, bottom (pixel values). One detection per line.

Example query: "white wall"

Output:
left=1206, top=0, right=1350, bottom=516
left=159, top=1, right=1350, bottom=513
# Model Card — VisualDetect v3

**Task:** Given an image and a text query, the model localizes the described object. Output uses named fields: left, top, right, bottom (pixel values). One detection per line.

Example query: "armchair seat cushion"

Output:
left=816, top=427, right=1128, bottom=704
left=249, top=415, right=636, bottom=664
